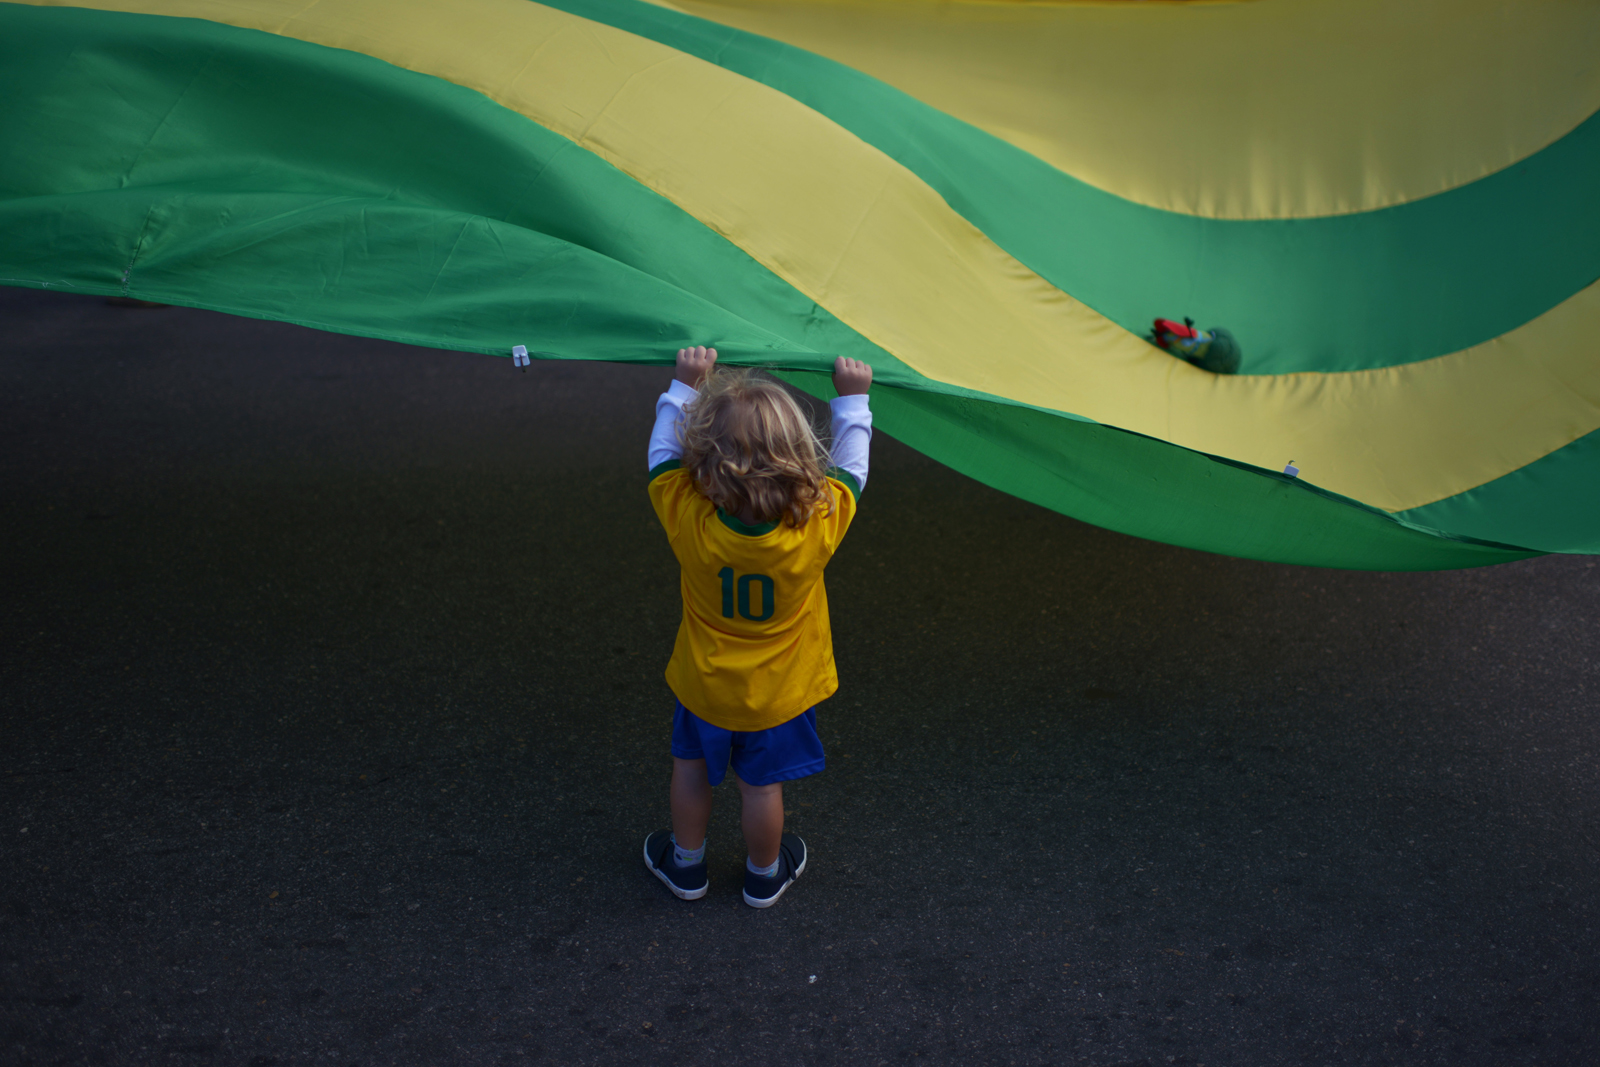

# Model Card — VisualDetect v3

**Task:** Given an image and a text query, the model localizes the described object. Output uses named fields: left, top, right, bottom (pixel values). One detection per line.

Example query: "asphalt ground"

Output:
left=2, top=288, right=1597, bottom=1067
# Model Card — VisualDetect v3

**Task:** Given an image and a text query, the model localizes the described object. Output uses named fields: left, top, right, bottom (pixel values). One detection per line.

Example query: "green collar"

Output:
left=717, top=509, right=779, bottom=536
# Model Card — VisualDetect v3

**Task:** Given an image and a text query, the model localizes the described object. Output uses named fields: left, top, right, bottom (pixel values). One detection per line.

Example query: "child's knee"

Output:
left=734, top=774, right=781, bottom=799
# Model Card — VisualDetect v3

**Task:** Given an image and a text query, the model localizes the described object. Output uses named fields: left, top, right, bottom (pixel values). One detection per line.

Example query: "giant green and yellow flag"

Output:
left=3, top=0, right=1597, bottom=568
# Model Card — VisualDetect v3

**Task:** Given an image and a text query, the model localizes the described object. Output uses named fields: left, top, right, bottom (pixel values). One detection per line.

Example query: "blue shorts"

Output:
left=670, top=700, right=826, bottom=787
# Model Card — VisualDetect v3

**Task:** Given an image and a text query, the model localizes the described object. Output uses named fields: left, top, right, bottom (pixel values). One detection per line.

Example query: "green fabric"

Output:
left=536, top=0, right=1600, bottom=375
left=0, top=5, right=815, bottom=365
left=780, top=373, right=1534, bottom=571
left=1397, top=428, right=1600, bottom=554
left=648, top=460, right=683, bottom=480
left=0, top=4, right=1560, bottom=569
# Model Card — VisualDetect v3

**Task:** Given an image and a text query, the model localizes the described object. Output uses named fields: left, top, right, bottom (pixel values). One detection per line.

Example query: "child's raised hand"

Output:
left=832, top=356, right=872, bottom=396
left=675, top=345, right=718, bottom=389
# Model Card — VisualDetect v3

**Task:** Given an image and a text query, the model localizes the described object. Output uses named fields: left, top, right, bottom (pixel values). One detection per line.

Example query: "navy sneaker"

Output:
left=643, top=831, right=708, bottom=900
left=743, top=833, right=807, bottom=909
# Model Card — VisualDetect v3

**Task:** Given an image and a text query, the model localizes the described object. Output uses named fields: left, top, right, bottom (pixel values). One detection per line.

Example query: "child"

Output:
left=642, top=346, right=873, bottom=908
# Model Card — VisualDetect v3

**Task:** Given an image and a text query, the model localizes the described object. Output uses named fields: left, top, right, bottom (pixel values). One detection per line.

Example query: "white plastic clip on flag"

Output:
left=1283, top=461, right=1299, bottom=478
left=512, top=344, right=529, bottom=369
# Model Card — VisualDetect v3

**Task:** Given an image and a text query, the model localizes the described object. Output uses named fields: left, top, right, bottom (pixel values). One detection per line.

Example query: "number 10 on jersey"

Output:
left=718, top=567, right=775, bottom=621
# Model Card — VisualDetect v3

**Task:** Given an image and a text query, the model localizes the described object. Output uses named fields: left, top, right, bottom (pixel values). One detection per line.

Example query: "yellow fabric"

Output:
left=666, top=0, right=1600, bottom=220
left=30, top=0, right=1600, bottom=512
left=649, top=468, right=857, bottom=731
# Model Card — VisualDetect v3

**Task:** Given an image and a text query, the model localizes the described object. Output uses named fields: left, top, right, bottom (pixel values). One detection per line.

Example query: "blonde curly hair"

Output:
left=680, top=369, right=833, bottom=529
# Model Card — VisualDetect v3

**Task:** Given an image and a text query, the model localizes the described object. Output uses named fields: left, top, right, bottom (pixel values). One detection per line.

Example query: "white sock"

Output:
left=673, top=836, right=705, bottom=866
left=747, top=855, right=779, bottom=878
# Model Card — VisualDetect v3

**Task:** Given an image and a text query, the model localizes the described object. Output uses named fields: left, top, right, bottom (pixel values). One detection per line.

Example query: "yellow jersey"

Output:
left=649, top=463, right=860, bottom=732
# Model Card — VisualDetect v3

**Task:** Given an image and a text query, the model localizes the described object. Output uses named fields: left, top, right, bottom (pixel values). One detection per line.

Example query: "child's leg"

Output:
left=735, top=774, right=783, bottom=868
left=670, top=757, right=712, bottom=849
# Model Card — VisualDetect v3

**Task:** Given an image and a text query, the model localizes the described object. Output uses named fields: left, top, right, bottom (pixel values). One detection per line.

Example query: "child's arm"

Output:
left=648, top=346, right=717, bottom=472
left=829, top=356, right=873, bottom=491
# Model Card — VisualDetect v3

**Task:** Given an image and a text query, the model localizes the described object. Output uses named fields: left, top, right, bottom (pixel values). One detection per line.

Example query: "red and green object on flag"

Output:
left=1, top=0, right=1597, bottom=569
left=1151, top=318, right=1242, bottom=375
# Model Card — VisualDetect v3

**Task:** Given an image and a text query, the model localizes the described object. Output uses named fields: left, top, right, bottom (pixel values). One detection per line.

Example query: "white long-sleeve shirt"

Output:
left=647, top=378, right=873, bottom=491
